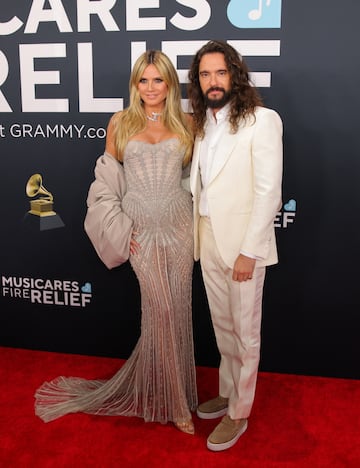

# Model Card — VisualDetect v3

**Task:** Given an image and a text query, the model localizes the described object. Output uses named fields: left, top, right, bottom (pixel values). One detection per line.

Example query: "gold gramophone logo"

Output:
left=25, top=174, right=64, bottom=230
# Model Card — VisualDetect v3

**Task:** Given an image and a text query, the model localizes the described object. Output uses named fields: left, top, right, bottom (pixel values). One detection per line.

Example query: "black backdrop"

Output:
left=1, top=1, right=359, bottom=379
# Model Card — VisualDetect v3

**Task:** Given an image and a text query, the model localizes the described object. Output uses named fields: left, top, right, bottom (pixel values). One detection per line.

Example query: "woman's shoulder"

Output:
left=108, top=110, right=123, bottom=127
left=105, top=111, right=124, bottom=159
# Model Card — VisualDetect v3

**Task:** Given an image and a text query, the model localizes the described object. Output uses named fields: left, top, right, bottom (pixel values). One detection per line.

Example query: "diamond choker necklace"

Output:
left=146, top=112, right=162, bottom=122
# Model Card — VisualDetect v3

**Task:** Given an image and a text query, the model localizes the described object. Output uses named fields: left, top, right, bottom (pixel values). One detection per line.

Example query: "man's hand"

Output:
left=232, top=254, right=256, bottom=282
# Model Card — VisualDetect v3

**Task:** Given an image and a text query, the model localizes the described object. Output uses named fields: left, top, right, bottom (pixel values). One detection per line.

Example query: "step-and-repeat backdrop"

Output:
left=1, top=1, right=359, bottom=379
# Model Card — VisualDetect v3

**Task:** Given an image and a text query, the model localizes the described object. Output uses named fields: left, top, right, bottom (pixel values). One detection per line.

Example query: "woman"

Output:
left=35, top=50, right=197, bottom=435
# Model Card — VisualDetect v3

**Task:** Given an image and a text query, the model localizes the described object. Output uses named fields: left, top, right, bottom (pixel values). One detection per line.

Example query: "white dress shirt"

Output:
left=199, top=105, right=230, bottom=217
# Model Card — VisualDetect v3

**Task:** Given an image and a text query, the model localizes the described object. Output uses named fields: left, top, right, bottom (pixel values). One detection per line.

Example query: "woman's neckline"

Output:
left=128, top=137, right=179, bottom=146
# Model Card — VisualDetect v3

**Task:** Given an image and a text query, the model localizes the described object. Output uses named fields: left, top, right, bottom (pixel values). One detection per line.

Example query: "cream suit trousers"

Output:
left=199, top=217, right=265, bottom=419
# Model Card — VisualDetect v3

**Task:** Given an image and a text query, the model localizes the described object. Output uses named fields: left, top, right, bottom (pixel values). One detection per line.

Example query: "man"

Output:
left=188, top=40, right=283, bottom=451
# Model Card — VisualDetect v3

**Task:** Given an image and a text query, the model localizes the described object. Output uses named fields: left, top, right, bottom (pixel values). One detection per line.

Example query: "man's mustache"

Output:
left=206, top=87, right=226, bottom=96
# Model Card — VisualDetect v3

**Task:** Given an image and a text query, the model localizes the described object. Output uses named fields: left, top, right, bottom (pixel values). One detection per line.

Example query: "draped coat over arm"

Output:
left=84, top=152, right=133, bottom=269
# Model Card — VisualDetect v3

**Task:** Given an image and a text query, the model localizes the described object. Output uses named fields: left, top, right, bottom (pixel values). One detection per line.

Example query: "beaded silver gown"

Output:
left=35, top=138, right=198, bottom=425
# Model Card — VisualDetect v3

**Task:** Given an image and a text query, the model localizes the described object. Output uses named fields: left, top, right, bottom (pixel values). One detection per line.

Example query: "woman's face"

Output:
left=137, top=64, right=168, bottom=109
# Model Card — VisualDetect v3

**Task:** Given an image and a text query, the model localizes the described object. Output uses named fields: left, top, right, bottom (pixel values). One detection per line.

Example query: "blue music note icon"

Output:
left=227, top=0, right=282, bottom=29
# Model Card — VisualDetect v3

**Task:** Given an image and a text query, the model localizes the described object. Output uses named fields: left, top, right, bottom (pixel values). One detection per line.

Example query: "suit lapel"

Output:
left=208, top=129, right=237, bottom=184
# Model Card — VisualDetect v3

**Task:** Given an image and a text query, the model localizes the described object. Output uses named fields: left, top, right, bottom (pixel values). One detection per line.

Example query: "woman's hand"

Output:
left=129, top=231, right=140, bottom=255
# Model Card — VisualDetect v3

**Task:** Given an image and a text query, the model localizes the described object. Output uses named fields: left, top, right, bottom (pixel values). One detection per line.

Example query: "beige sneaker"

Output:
left=207, top=415, right=248, bottom=451
left=196, top=396, right=229, bottom=419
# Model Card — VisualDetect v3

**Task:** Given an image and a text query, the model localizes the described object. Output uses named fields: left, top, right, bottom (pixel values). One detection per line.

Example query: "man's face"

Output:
left=198, top=52, right=232, bottom=109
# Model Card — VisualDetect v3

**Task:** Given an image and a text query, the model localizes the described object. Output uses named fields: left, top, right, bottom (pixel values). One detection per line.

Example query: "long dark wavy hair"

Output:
left=188, top=40, right=263, bottom=137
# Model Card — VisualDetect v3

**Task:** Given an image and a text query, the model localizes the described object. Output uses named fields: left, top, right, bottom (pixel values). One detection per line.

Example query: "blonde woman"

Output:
left=35, top=51, right=197, bottom=435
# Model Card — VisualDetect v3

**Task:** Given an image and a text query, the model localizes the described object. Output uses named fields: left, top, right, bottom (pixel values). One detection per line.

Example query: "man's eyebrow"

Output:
left=199, top=69, right=227, bottom=73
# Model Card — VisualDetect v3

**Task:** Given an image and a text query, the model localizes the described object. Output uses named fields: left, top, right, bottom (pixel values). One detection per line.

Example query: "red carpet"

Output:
left=0, top=347, right=359, bottom=467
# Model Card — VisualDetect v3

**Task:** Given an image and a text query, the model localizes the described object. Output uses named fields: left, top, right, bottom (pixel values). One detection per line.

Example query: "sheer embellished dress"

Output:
left=35, top=138, right=198, bottom=425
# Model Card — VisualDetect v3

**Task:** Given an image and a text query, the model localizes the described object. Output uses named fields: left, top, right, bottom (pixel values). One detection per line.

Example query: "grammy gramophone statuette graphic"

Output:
left=24, top=174, right=64, bottom=230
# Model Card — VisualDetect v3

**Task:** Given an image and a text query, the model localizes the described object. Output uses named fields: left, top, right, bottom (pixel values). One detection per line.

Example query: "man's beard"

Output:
left=204, top=87, right=232, bottom=109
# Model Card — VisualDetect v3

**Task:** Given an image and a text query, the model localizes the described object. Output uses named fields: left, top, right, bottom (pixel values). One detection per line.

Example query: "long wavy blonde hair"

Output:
left=113, top=50, right=193, bottom=166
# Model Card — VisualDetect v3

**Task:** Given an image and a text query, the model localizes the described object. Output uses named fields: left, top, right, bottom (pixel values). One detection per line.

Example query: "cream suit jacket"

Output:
left=190, top=106, right=283, bottom=269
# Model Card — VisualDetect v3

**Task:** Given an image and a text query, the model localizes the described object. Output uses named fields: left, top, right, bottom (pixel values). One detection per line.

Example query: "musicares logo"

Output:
left=1, top=276, right=92, bottom=308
